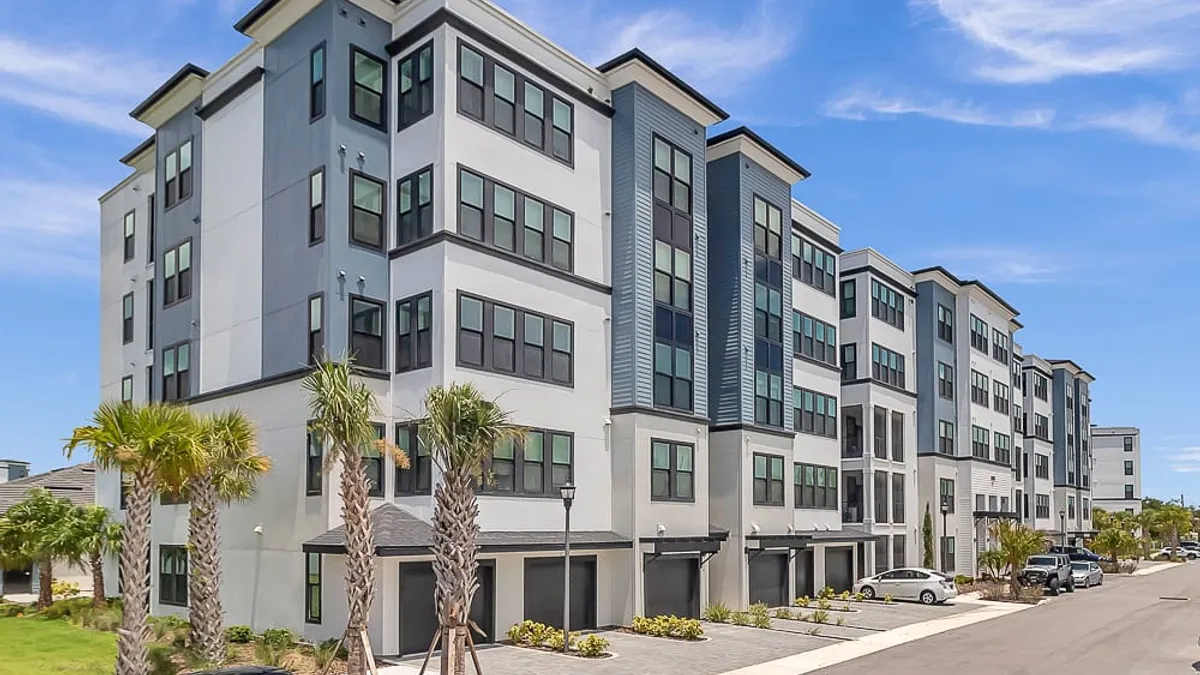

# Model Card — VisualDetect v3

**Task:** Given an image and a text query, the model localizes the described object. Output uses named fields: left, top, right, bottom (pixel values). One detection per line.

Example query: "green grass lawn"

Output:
left=0, top=615, right=116, bottom=675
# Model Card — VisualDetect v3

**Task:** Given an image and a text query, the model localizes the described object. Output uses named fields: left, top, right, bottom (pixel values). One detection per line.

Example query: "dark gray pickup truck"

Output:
left=1019, top=553, right=1075, bottom=595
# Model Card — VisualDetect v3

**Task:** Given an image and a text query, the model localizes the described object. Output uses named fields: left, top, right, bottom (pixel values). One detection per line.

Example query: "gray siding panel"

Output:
left=915, top=280, right=957, bottom=454
left=1052, top=371, right=1067, bottom=482
left=609, top=84, right=638, bottom=409
left=706, top=155, right=742, bottom=425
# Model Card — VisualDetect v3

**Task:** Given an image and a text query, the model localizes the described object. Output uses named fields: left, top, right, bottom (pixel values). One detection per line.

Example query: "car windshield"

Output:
left=1070, top=562, right=1089, bottom=570
left=1028, top=556, right=1057, bottom=566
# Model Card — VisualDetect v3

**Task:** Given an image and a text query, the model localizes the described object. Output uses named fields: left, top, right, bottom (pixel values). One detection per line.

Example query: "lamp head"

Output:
left=560, top=483, right=576, bottom=507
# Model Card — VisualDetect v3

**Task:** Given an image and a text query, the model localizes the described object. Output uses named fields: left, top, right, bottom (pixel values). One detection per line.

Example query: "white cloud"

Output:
left=825, top=88, right=1055, bottom=128
left=1171, top=446, right=1200, bottom=473
left=922, top=246, right=1072, bottom=284
left=0, top=176, right=101, bottom=277
left=1075, top=100, right=1200, bottom=151
left=913, top=0, right=1200, bottom=83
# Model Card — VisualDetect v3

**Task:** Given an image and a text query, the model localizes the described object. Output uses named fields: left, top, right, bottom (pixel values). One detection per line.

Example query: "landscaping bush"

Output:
left=147, top=615, right=189, bottom=642
left=224, top=625, right=254, bottom=644
left=254, top=641, right=292, bottom=667
left=817, top=586, right=835, bottom=600
left=630, top=615, right=704, bottom=639
left=259, top=627, right=297, bottom=649
left=703, top=602, right=731, bottom=623
left=545, top=629, right=580, bottom=652
left=39, top=596, right=92, bottom=620
left=0, top=601, right=29, bottom=617
left=730, top=611, right=749, bottom=626
left=772, top=607, right=793, bottom=620
left=73, top=604, right=122, bottom=632
left=311, top=641, right=342, bottom=670
left=809, top=610, right=829, bottom=624
left=794, top=595, right=811, bottom=608
left=852, top=592, right=864, bottom=603
left=883, top=594, right=894, bottom=605
left=576, top=634, right=609, bottom=658
left=507, top=620, right=557, bottom=647
left=837, top=590, right=851, bottom=601
left=318, top=637, right=348, bottom=659
left=50, top=580, right=81, bottom=599
left=954, top=574, right=974, bottom=587
left=816, top=598, right=832, bottom=611
left=147, top=644, right=182, bottom=675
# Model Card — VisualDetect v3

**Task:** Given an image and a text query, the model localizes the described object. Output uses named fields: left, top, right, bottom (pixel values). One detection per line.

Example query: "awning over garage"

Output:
left=746, top=529, right=879, bottom=551
left=639, top=528, right=729, bottom=556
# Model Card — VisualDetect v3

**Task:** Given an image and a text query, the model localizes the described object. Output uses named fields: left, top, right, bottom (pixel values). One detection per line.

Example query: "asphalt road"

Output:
left=814, top=564, right=1200, bottom=675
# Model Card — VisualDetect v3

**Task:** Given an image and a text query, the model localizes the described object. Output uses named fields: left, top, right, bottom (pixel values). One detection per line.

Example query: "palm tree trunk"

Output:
left=432, top=471, right=480, bottom=675
left=188, top=474, right=225, bottom=664
left=341, top=451, right=375, bottom=675
left=37, top=557, right=53, bottom=608
left=91, top=549, right=106, bottom=607
left=118, top=468, right=154, bottom=675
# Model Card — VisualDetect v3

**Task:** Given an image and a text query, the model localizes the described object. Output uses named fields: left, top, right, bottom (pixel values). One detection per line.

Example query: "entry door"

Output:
left=644, top=555, right=700, bottom=618
left=795, top=549, right=815, bottom=599
left=748, top=553, right=788, bottom=607
left=523, top=557, right=597, bottom=630
left=399, top=561, right=495, bottom=656
left=824, top=548, right=854, bottom=593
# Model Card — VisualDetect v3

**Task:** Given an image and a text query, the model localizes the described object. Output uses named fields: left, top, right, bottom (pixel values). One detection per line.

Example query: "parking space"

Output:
left=844, top=600, right=974, bottom=630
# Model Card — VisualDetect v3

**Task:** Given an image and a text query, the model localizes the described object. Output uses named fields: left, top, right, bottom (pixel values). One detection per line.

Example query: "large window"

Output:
left=891, top=473, right=905, bottom=523
left=162, top=342, right=190, bottom=402
left=163, top=139, right=193, bottom=208
left=970, top=370, right=990, bottom=407
left=457, top=293, right=573, bottom=386
left=870, top=279, right=904, bottom=329
left=840, top=279, right=856, bottom=318
left=1124, top=484, right=1134, bottom=499
left=123, top=211, right=136, bottom=262
left=159, top=545, right=188, bottom=607
left=793, top=234, right=836, bottom=294
left=994, top=433, right=1011, bottom=465
left=993, top=381, right=1010, bottom=414
left=395, top=422, right=431, bottom=495
left=873, top=406, right=887, bottom=457
left=1124, top=436, right=1134, bottom=452
left=397, top=41, right=434, bottom=130
left=650, top=440, right=694, bottom=501
left=940, top=536, right=955, bottom=572
left=121, top=375, right=133, bottom=405
left=396, top=292, right=432, bottom=373
left=350, top=297, right=385, bottom=370
left=794, top=463, right=837, bottom=510
left=937, top=304, right=953, bottom=342
left=308, top=294, right=323, bottom=365
left=1033, top=373, right=1048, bottom=400
left=1034, top=414, right=1050, bottom=440
left=793, top=388, right=837, bottom=438
left=484, top=429, right=572, bottom=496
left=310, top=43, right=326, bottom=120
left=873, top=471, right=888, bottom=523
left=1124, top=460, right=1134, bottom=476
left=309, top=167, right=325, bottom=244
left=891, top=411, right=904, bottom=462
left=1035, top=494, right=1050, bottom=519
left=841, top=343, right=856, bottom=382
left=147, top=193, right=156, bottom=262
left=992, top=329, right=1009, bottom=364
left=939, top=478, right=955, bottom=512
left=396, top=166, right=433, bottom=247
left=971, top=425, right=990, bottom=460
left=305, top=553, right=321, bottom=624
left=937, top=362, right=954, bottom=399
left=350, top=172, right=385, bottom=250
left=754, top=370, right=784, bottom=428
left=364, top=424, right=384, bottom=498
left=794, top=311, right=837, bottom=367
left=753, top=454, right=785, bottom=506
left=458, top=167, right=573, bottom=271
left=969, top=314, right=989, bottom=353
left=122, top=292, right=134, bottom=344
left=938, top=420, right=955, bottom=455
left=652, top=136, right=694, bottom=412
left=870, top=344, right=905, bottom=388
left=350, top=47, right=386, bottom=129
left=305, top=425, right=322, bottom=496
left=753, top=196, right=785, bottom=429
left=163, top=240, right=192, bottom=306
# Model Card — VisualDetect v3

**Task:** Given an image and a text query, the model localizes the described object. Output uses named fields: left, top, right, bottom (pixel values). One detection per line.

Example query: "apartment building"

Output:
left=1048, top=360, right=1095, bottom=543
left=837, top=249, right=918, bottom=575
left=1019, top=352, right=1057, bottom=531
left=1010, top=343, right=1026, bottom=524
left=913, top=267, right=1020, bottom=576
left=1090, top=427, right=1140, bottom=515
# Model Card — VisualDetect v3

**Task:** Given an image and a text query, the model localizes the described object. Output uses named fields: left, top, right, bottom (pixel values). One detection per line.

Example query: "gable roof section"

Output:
left=707, top=126, right=810, bottom=185
left=598, top=48, right=728, bottom=126
left=0, top=463, right=96, bottom=514
left=912, top=265, right=1021, bottom=318
left=129, top=63, right=209, bottom=127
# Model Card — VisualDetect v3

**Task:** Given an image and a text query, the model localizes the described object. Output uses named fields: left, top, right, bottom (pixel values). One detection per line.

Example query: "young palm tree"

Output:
left=188, top=410, right=270, bottom=664
left=990, top=520, right=1045, bottom=598
left=420, top=383, right=521, bottom=675
left=0, top=488, right=79, bottom=608
left=68, top=504, right=124, bottom=607
left=1157, top=504, right=1193, bottom=560
left=66, top=402, right=201, bottom=675
left=1093, top=526, right=1135, bottom=567
left=303, top=357, right=406, bottom=675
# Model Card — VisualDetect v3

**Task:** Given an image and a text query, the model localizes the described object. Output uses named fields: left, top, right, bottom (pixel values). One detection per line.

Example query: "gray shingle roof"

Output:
left=0, top=462, right=96, bottom=514
left=304, top=503, right=631, bottom=555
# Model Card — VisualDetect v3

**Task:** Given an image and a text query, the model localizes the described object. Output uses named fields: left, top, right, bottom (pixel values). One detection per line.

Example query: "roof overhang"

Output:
left=912, top=265, right=1021, bottom=319
left=707, top=126, right=810, bottom=185
left=130, top=64, right=209, bottom=127
left=235, top=0, right=400, bottom=41
left=639, top=531, right=728, bottom=556
left=1047, top=359, right=1095, bottom=382
left=598, top=48, right=728, bottom=127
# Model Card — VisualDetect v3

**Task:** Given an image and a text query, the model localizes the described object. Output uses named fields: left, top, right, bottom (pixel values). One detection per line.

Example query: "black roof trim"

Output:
left=707, top=126, right=811, bottom=180
left=912, top=265, right=1021, bottom=317
left=597, top=48, right=729, bottom=122
left=1046, top=359, right=1095, bottom=380
left=119, top=135, right=156, bottom=166
left=709, top=422, right=796, bottom=440
left=197, top=66, right=265, bottom=120
left=792, top=219, right=842, bottom=254
left=235, top=0, right=403, bottom=35
left=840, top=264, right=915, bottom=297
left=130, top=63, right=209, bottom=119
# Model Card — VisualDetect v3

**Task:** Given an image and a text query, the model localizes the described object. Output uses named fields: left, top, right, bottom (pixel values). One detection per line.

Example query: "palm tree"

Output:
left=68, top=505, right=124, bottom=607
left=990, top=520, right=1045, bottom=598
left=66, top=402, right=202, bottom=675
left=303, top=357, right=406, bottom=675
left=1157, top=503, right=1193, bottom=560
left=0, top=488, right=78, bottom=607
left=420, top=383, right=521, bottom=675
left=1093, top=526, right=1135, bottom=567
left=188, top=410, right=270, bottom=664
left=1135, top=508, right=1158, bottom=558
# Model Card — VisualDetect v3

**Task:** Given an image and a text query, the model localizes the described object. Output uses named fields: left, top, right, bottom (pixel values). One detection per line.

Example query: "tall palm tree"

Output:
left=990, top=520, right=1045, bottom=598
left=188, top=410, right=270, bottom=664
left=0, top=488, right=78, bottom=608
left=303, top=357, right=405, bottom=675
left=420, top=383, right=521, bottom=675
left=1158, top=503, right=1193, bottom=560
left=67, top=505, right=124, bottom=607
left=66, top=402, right=201, bottom=675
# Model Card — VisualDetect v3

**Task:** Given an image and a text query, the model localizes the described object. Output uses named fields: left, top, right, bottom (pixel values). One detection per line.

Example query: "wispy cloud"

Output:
left=921, top=246, right=1074, bottom=284
left=825, top=88, right=1055, bottom=128
left=0, top=176, right=101, bottom=277
left=913, top=0, right=1200, bottom=83
left=1170, top=446, right=1200, bottom=473
left=1076, top=99, right=1200, bottom=151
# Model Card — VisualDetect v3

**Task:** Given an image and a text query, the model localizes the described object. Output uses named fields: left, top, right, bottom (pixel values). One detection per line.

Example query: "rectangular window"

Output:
left=1035, top=494, right=1050, bottom=519
left=306, top=424, right=322, bottom=496
left=754, top=370, right=783, bottom=428
left=395, top=292, right=432, bottom=373
left=164, top=149, right=178, bottom=207
left=309, top=167, right=325, bottom=244
left=937, top=362, right=954, bottom=399
left=869, top=279, right=904, bottom=329
left=310, top=43, right=326, bottom=120
left=891, top=411, right=904, bottom=462
left=875, top=537, right=889, bottom=574
left=307, top=294, right=324, bottom=365
left=159, top=545, right=188, bottom=607
left=970, top=370, right=990, bottom=407
left=1034, top=414, right=1050, bottom=440
left=1124, top=460, right=1134, bottom=475
left=650, top=440, right=694, bottom=501
left=179, top=140, right=194, bottom=202
left=122, top=292, right=134, bottom=344
left=937, top=304, right=953, bottom=342
left=123, top=210, right=136, bottom=262
left=1124, top=484, right=1134, bottom=499
left=350, top=297, right=385, bottom=370
left=483, top=429, right=572, bottom=496
left=873, top=470, right=888, bottom=523
left=753, top=453, right=785, bottom=506
left=395, top=422, right=431, bottom=495
left=304, top=552, right=321, bottom=623
left=1034, top=374, right=1048, bottom=400
left=456, top=167, right=573, bottom=272
left=993, top=380, right=1010, bottom=414
left=971, top=425, right=990, bottom=460
left=1035, top=454, right=1049, bottom=479
left=522, top=82, right=544, bottom=149
left=939, top=478, right=955, bottom=512
left=793, top=311, right=837, bottom=367
left=793, top=387, right=837, bottom=439
left=364, top=424, right=385, bottom=498
left=991, top=328, right=1009, bottom=364
left=1068, top=495, right=1076, bottom=519
left=1124, top=436, right=1133, bottom=452
left=793, top=462, right=838, bottom=510
left=938, top=420, right=955, bottom=455
left=873, top=405, right=887, bottom=457
left=840, top=279, right=856, bottom=318
left=891, top=473, right=905, bottom=523
left=652, top=136, right=694, bottom=412
left=793, top=236, right=836, bottom=294
left=162, top=240, right=192, bottom=306
left=161, top=342, right=190, bottom=402
left=163, top=140, right=194, bottom=208
left=397, top=41, right=433, bottom=130
left=396, top=166, right=433, bottom=247
left=121, top=375, right=134, bottom=405
left=941, top=537, right=955, bottom=572
left=969, top=314, right=988, bottom=353
left=840, top=343, right=856, bottom=382
left=753, top=195, right=783, bottom=259
left=147, top=193, right=156, bottom=262
left=1013, top=404, right=1024, bottom=434
left=351, top=47, right=386, bottom=129
left=457, top=293, right=572, bottom=386
left=994, top=433, right=1011, bottom=465
left=870, top=343, right=905, bottom=388
left=892, top=534, right=906, bottom=569
left=350, top=171, right=385, bottom=250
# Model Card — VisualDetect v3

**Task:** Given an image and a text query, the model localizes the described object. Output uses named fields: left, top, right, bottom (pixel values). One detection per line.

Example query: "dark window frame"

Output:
left=364, top=423, right=385, bottom=498
left=873, top=470, right=888, bottom=523
left=969, top=314, right=989, bottom=353
left=793, top=233, right=836, bottom=295
left=349, top=45, right=387, bottom=131
left=396, top=40, right=434, bottom=131
left=937, top=304, right=953, bottom=343
left=162, top=239, right=193, bottom=307
left=993, top=380, right=1010, bottom=414
left=937, top=361, right=954, bottom=399
left=456, top=165, right=574, bottom=272
left=793, top=387, right=838, bottom=439
left=991, top=328, right=1010, bottom=364
left=147, top=193, right=156, bottom=262
left=308, top=293, right=324, bottom=366
left=970, top=370, right=990, bottom=407
left=309, top=166, right=325, bottom=245
left=397, top=165, right=434, bottom=247
left=651, top=135, right=695, bottom=414
left=1124, top=436, right=1133, bottom=452
left=456, top=292, right=574, bottom=387
left=939, top=478, right=955, bottom=513
left=794, top=462, right=838, bottom=510
left=891, top=472, right=905, bottom=523
left=348, top=169, right=386, bottom=252
left=752, top=453, right=786, bottom=506
left=349, top=295, right=386, bottom=371
left=162, top=139, right=194, bottom=210
left=870, top=343, right=905, bottom=388
left=650, top=439, right=695, bottom=502
left=891, top=411, right=904, bottom=462
left=395, top=291, right=433, bottom=373
left=994, top=432, right=1011, bottom=465
left=123, top=210, right=136, bottom=262
left=481, top=428, right=574, bottom=497
left=971, top=425, right=990, bottom=460
left=310, top=42, right=326, bottom=122
left=395, top=421, right=431, bottom=496
left=158, top=545, right=188, bottom=607
left=305, top=552, right=322, bottom=623
left=1124, top=484, right=1134, bottom=499
left=161, top=341, right=191, bottom=402
left=793, top=310, right=837, bottom=367
left=840, top=343, right=856, bottom=382
left=869, top=279, right=904, bottom=330
left=840, top=279, right=856, bottom=318
left=306, top=423, right=323, bottom=496
left=122, top=292, right=135, bottom=344
left=938, top=420, right=955, bottom=455
left=121, top=375, right=134, bottom=405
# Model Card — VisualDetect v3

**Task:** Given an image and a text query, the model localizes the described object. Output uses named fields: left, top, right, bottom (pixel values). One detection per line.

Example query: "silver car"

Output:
left=853, top=567, right=958, bottom=605
left=1070, top=561, right=1103, bottom=588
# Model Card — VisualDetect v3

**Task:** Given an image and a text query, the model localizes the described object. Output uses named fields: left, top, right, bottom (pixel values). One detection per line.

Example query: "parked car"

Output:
left=1050, top=545, right=1103, bottom=562
left=1019, top=554, right=1075, bottom=595
left=853, top=567, right=958, bottom=605
left=1153, top=547, right=1198, bottom=560
left=1070, top=561, right=1104, bottom=588
left=1180, top=541, right=1200, bottom=552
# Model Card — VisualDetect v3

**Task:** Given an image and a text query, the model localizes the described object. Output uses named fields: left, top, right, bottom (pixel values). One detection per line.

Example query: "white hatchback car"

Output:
left=853, top=567, right=958, bottom=605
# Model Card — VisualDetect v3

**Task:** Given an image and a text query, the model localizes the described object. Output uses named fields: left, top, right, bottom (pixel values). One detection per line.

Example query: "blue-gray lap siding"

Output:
left=915, top=280, right=957, bottom=454
left=706, top=154, right=794, bottom=429
left=261, top=0, right=391, bottom=377
left=609, top=82, right=709, bottom=418
left=1052, top=371, right=1068, bottom=484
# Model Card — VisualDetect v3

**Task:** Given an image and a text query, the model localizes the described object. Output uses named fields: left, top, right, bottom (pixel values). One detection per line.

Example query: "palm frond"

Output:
left=304, top=356, right=402, bottom=468
left=195, top=409, right=271, bottom=504
left=64, top=400, right=139, bottom=471
left=419, top=382, right=523, bottom=480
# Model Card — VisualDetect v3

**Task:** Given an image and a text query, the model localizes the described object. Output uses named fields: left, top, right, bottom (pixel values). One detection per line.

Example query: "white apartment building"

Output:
left=1049, top=360, right=1095, bottom=543
left=1091, top=426, right=1141, bottom=515
left=1020, top=352, right=1057, bottom=532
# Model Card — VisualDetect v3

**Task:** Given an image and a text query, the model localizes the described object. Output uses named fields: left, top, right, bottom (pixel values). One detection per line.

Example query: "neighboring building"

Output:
left=913, top=267, right=1021, bottom=577
left=837, top=249, right=918, bottom=574
left=1048, top=360, right=1095, bottom=544
left=0, top=459, right=30, bottom=484
left=1091, top=426, right=1140, bottom=515
left=1020, top=352, right=1057, bottom=532
left=0, top=463, right=98, bottom=596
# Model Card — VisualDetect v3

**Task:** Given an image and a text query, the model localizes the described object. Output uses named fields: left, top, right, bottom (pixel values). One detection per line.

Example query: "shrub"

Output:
left=676, top=618, right=704, bottom=640
left=39, top=597, right=91, bottom=620
left=747, top=602, right=770, bottom=619
left=312, top=641, right=341, bottom=671
left=751, top=612, right=772, bottom=629
left=77, top=605, right=122, bottom=632
left=253, top=641, right=291, bottom=667
left=147, top=645, right=181, bottom=675
left=835, top=616, right=846, bottom=627
left=50, top=580, right=81, bottom=599
left=883, top=594, right=894, bottom=605
left=259, top=627, right=297, bottom=649
left=0, top=601, right=28, bottom=617
left=816, top=598, right=832, bottom=611
left=794, top=596, right=811, bottom=608
left=837, top=590, right=851, bottom=601
left=224, top=625, right=254, bottom=644
left=852, top=592, right=864, bottom=603
left=730, top=611, right=749, bottom=626
left=319, top=637, right=348, bottom=659
left=954, top=574, right=974, bottom=586
left=631, top=615, right=704, bottom=639
left=772, top=607, right=793, bottom=620
left=809, top=610, right=829, bottom=624
left=545, top=630, right=579, bottom=651
left=147, top=615, right=189, bottom=642
left=703, top=602, right=731, bottom=623
left=507, top=620, right=556, bottom=647
left=841, top=603, right=852, bottom=612
left=576, top=634, right=609, bottom=657
left=817, top=586, right=835, bottom=600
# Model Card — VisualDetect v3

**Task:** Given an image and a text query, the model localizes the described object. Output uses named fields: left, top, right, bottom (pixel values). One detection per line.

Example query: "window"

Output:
left=891, top=473, right=905, bottom=523
left=457, top=167, right=573, bottom=271
left=793, top=388, right=837, bottom=438
left=1124, top=484, right=1135, bottom=499
left=940, top=536, right=955, bottom=572
left=753, top=196, right=785, bottom=428
left=892, top=534, right=906, bottom=570
left=159, top=545, right=188, bottom=607
left=753, top=454, right=785, bottom=506
left=938, top=420, right=955, bottom=455
left=1034, top=373, right=1048, bottom=400
left=794, top=463, right=837, bottom=510
left=937, top=362, right=954, bottom=399
left=457, top=42, right=574, bottom=165
left=350, top=297, right=385, bottom=370
left=992, top=329, right=1009, bottom=364
left=840, top=279, right=856, bottom=318
left=754, top=370, right=783, bottom=428
left=1067, top=495, right=1075, bottom=519
left=1013, top=404, right=1024, bottom=434
left=123, top=211, right=136, bottom=262
left=939, top=478, right=955, bottom=512
left=891, top=412, right=904, bottom=462
left=308, top=294, right=323, bottom=365
left=483, top=429, right=572, bottom=496
left=457, top=293, right=573, bottom=386
left=977, top=494, right=987, bottom=512
left=395, top=422, right=431, bottom=495
left=396, top=292, right=432, bottom=373
left=970, top=370, right=989, bottom=407
left=396, top=167, right=432, bottom=247
left=873, top=406, right=887, bottom=457
left=350, top=172, right=385, bottom=250
left=1124, top=436, right=1133, bottom=452
left=994, top=433, right=1011, bottom=465
left=1124, top=460, right=1134, bottom=476
left=310, top=43, right=326, bottom=120
left=162, top=140, right=193, bottom=208
left=161, top=342, right=190, bottom=402
left=1082, top=498, right=1089, bottom=517
left=793, top=311, right=837, bottom=367
left=650, top=440, right=694, bottom=501
left=146, top=365, right=152, bottom=402
left=841, top=343, right=856, bottom=382
left=937, top=304, right=953, bottom=342
left=309, top=167, right=325, bottom=243
left=874, top=471, right=888, bottom=523
left=1035, top=494, right=1050, bottom=519
left=305, top=553, right=321, bottom=624
left=397, top=41, right=433, bottom=130
left=121, top=375, right=133, bottom=405
left=1034, top=414, right=1050, bottom=440
left=305, top=425, right=322, bottom=496
left=364, top=424, right=385, bottom=498
left=870, top=343, right=905, bottom=388
left=350, top=47, right=386, bottom=129
left=875, top=538, right=890, bottom=575
left=162, top=240, right=192, bottom=305
left=993, top=381, right=1010, bottom=415
left=969, top=314, right=988, bottom=353
left=971, top=425, right=990, bottom=460
left=652, top=136, right=694, bottom=412
left=147, top=193, right=156, bottom=262
left=870, top=279, right=904, bottom=329
left=122, top=292, right=135, bottom=344
left=754, top=195, right=783, bottom=259
left=794, top=235, right=836, bottom=294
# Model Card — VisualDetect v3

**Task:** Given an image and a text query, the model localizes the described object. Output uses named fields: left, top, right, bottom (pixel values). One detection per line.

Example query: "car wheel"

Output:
left=860, top=586, right=876, bottom=600
left=1048, top=578, right=1060, bottom=596
left=1082, top=579, right=1089, bottom=589
left=920, top=590, right=936, bottom=605
left=1066, top=580, right=1075, bottom=593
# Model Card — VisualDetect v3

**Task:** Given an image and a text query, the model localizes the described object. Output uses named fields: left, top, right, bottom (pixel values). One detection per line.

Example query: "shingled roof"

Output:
left=0, top=462, right=96, bottom=514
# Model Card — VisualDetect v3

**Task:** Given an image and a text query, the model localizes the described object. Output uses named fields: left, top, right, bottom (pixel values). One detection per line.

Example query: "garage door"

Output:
left=644, top=555, right=700, bottom=618
left=748, top=553, right=788, bottom=607
left=795, top=549, right=815, bottom=599
left=523, top=557, right=596, bottom=630
left=398, top=561, right=495, bottom=656
left=825, top=547, right=854, bottom=593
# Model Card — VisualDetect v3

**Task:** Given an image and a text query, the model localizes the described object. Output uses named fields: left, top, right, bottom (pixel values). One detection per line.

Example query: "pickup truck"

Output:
left=1019, top=553, right=1075, bottom=595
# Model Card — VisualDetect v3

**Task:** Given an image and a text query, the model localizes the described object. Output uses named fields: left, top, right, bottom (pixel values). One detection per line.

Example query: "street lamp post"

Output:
left=560, top=483, right=576, bottom=654
left=1059, top=510, right=1067, bottom=546
left=940, top=498, right=950, bottom=573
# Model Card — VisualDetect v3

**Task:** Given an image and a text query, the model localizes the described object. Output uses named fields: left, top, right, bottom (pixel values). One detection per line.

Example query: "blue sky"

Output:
left=1, top=0, right=1197, bottom=502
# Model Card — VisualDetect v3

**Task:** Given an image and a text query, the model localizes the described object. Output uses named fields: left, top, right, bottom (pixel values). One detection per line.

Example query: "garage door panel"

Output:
left=824, top=548, right=854, bottom=593
left=748, top=553, right=788, bottom=607
left=523, top=557, right=596, bottom=630
left=399, top=562, right=495, bottom=656
left=644, top=556, right=700, bottom=618
left=795, top=550, right=814, bottom=599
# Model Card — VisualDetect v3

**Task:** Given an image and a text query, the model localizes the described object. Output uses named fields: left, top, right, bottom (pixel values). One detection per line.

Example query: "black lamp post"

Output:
left=940, top=497, right=951, bottom=572
left=560, top=483, right=576, bottom=653
left=1059, top=510, right=1067, bottom=546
